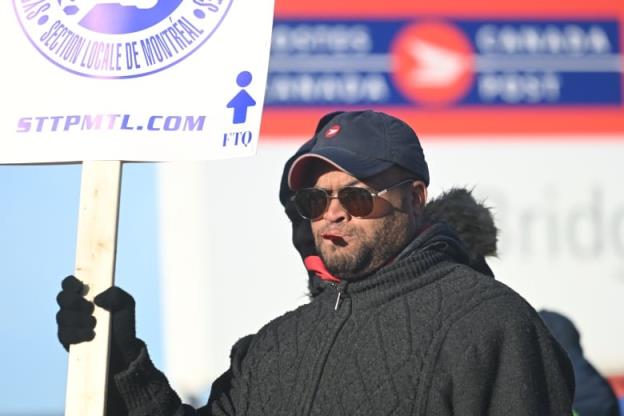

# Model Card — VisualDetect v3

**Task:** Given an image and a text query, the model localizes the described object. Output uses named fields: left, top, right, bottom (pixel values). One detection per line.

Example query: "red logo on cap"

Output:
left=325, top=124, right=341, bottom=138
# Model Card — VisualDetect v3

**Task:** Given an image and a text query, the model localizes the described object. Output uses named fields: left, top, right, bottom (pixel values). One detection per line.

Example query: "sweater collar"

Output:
left=314, top=223, right=471, bottom=307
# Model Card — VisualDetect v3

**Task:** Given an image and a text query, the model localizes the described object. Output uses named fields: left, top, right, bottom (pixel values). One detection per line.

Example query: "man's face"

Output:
left=308, top=164, right=426, bottom=281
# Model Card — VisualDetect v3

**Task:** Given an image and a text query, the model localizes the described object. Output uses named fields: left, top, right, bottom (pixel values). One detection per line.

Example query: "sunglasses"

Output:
left=291, top=179, right=415, bottom=220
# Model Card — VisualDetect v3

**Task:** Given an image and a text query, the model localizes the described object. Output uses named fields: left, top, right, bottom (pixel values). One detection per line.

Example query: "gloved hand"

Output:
left=94, top=284, right=143, bottom=371
left=56, top=275, right=96, bottom=349
left=56, top=275, right=143, bottom=372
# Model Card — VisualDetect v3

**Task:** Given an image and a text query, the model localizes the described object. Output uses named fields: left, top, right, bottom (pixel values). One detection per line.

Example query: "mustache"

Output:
left=316, top=224, right=349, bottom=236
left=314, top=225, right=365, bottom=243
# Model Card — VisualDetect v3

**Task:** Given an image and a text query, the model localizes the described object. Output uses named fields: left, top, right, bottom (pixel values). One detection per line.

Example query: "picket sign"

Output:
left=65, top=161, right=122, bottom=416
left=1, top=1, right=273, bottom=414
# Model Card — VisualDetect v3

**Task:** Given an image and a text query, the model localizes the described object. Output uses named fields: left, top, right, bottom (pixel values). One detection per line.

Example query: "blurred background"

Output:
left=1, top=0, right=623, bottom=414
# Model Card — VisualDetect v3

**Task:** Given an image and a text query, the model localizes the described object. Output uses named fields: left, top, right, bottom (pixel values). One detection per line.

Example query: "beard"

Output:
left=315, top=211, right=414, bottom=281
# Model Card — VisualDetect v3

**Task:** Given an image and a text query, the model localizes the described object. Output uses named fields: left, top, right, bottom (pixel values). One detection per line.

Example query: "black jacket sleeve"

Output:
left=203, top=335, right=254, bottom=415
left=113, top=345, right=190, bottom=416
left=113, top=335, right=254, bottom=416
left=426, top=294, right=575, bottom=416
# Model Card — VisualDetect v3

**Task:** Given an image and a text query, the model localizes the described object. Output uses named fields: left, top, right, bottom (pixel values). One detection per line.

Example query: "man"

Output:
left=57, top=110, right=574, bottom=415
left=539, top=310, right=621, bottom=416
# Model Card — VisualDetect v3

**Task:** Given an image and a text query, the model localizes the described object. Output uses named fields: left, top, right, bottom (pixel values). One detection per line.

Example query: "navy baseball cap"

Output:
left=287, top=110, right=430, bottom=190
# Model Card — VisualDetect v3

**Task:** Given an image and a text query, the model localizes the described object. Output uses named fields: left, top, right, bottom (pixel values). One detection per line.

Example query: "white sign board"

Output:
left=0, top=0, right=275, bottom=163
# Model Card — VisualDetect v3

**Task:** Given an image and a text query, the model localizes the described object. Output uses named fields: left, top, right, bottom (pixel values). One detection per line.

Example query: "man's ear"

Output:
left=412, top=181, right=428, bottom=212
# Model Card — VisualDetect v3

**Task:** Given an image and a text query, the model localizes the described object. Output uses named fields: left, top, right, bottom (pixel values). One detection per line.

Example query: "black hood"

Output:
left=538, top=310, right=582, bottom=355
left=423, top=188, right=498, bottom=276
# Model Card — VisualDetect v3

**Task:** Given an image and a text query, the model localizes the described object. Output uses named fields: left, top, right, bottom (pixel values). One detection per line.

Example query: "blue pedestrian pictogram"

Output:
left=227, top=71, right=256, bottom=124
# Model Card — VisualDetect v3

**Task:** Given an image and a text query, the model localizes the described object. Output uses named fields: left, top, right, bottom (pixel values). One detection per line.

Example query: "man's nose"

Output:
left=323, top=196, right=348, bottom=223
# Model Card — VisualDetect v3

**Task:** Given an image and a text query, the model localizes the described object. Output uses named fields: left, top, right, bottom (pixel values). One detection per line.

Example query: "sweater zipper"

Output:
left=334, top=287, right=342, bottom=310
left=331, top=281, right=348, bottom=311
left=301, top=281, right=351, bottom=416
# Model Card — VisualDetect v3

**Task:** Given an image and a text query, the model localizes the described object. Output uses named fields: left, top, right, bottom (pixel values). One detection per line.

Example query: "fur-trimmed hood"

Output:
left=423, top=187, right=498, bottom=268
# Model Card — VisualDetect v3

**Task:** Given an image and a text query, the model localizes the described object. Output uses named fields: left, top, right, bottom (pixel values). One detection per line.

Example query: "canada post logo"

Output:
left=14, top=0, right=233, bottom=78
left=391, top=21, right=474, bottom=105
left=267, top=18, right=622, bottom=107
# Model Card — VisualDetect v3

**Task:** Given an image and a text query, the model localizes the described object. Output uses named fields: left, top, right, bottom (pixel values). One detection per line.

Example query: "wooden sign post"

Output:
left=65, top=161, right=122, bottom=416
left=2, top=0, right=275, bottom=414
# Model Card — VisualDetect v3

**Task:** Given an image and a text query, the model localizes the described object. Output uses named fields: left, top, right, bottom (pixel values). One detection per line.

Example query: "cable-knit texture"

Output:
left=115, top=225, right=574, bottom=416
left=114, top=347, right=184, bottom=416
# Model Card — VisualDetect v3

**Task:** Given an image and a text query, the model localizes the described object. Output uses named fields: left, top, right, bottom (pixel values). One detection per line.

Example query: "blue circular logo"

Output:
left=14, top=0, right=233, bottom=78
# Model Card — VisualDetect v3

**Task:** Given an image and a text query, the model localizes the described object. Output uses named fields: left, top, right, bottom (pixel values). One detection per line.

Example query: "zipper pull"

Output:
left=333, top=281, right=347, bottom=311
left=334, top=290, right=342, bottom=311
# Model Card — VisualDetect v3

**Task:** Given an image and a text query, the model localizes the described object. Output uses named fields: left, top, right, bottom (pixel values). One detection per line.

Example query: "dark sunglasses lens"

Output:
left=294, top=188, right=328, bottom=219
left=339, top=187, right=374, bottom=217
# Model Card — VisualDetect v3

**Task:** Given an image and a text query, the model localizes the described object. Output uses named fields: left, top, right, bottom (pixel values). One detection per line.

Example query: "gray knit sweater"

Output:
left=115, top=224, right=574, bottom=416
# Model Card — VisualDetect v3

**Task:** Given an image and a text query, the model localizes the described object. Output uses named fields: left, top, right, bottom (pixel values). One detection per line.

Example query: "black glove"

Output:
left=56, top=275, right=96, bottom=349
left=56, top=276, right=142, bottom=415
left=94, top=285, right=143, bottom=372
left=56, top=275, right=142, bottom=371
